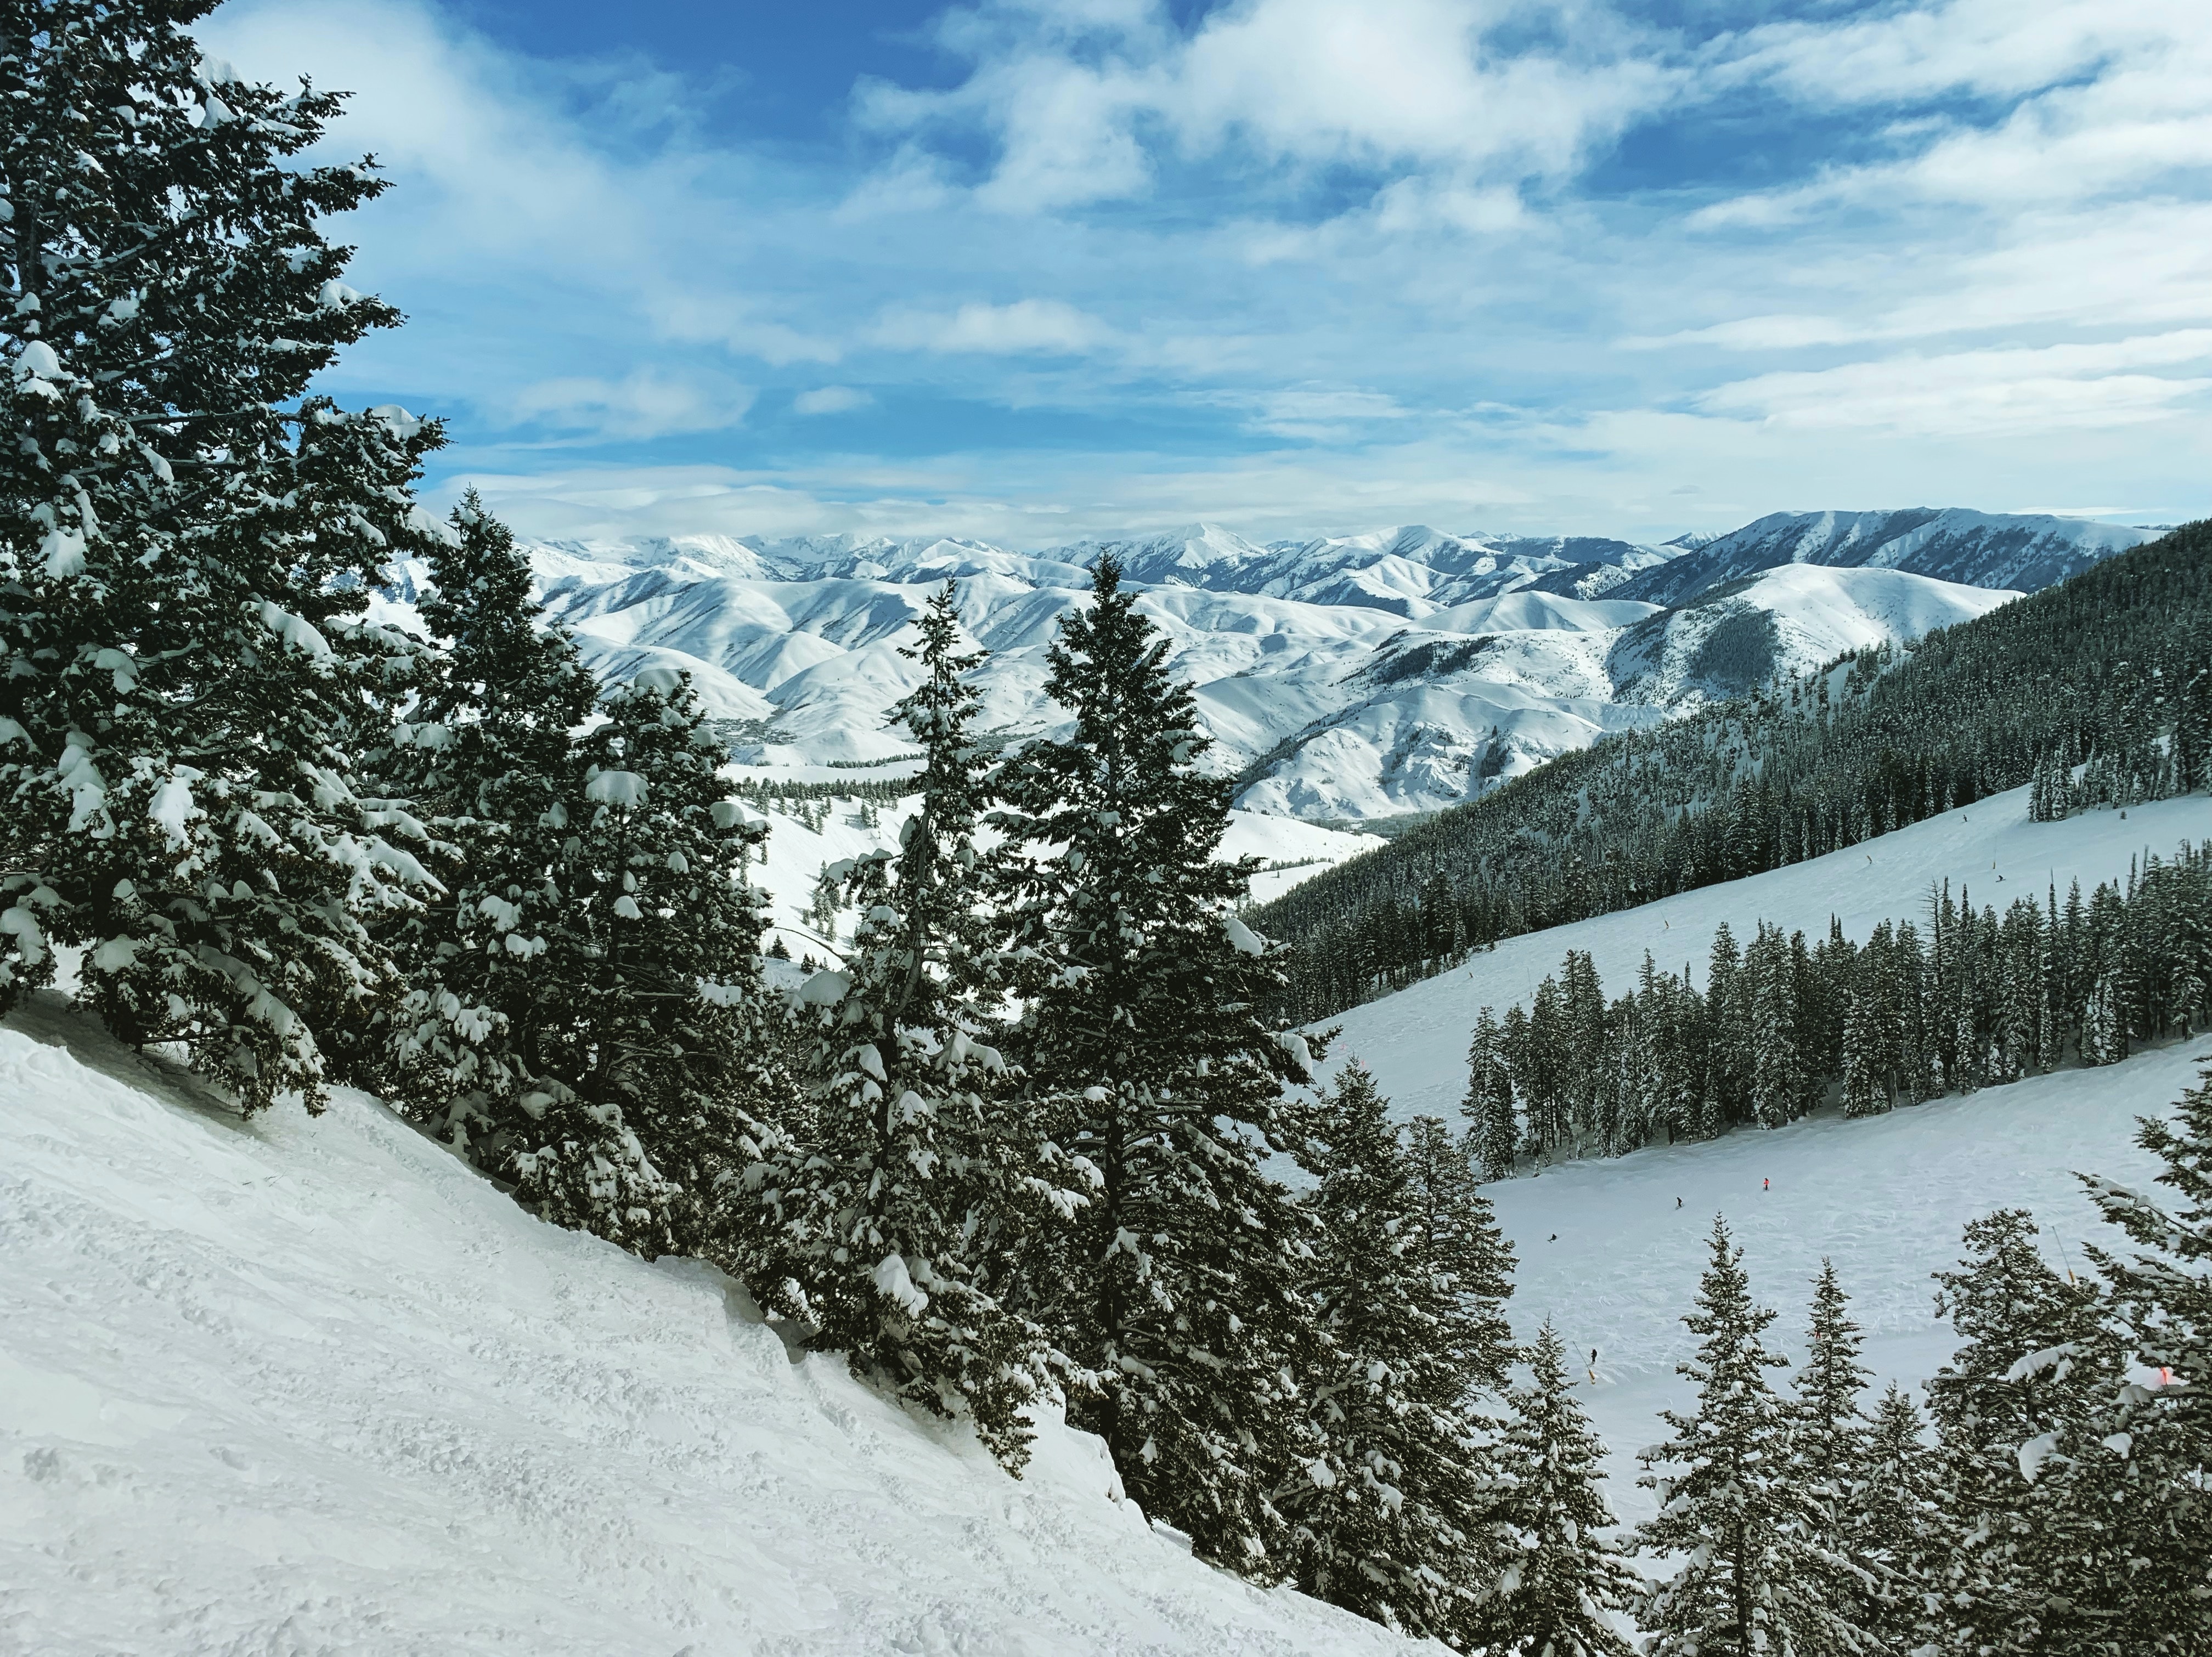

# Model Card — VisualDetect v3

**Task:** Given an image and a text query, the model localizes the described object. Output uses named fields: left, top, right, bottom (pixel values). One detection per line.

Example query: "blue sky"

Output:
left=203, top=0, right=2212, bottom=546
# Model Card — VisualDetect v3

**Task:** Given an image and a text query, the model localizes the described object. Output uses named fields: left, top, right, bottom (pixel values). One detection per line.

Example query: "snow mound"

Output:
left=0, top=1001, right=1413, bottom=1656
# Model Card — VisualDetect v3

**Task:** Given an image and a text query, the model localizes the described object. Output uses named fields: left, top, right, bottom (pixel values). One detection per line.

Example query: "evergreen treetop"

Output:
left=2, top=0, right=448, bottom=1108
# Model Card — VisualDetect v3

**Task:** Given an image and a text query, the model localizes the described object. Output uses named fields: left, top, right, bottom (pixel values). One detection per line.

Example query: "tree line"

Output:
left=1458, top=847, right=2212, bottom=1173
left=1255, top=522, right=2212, bottom=1023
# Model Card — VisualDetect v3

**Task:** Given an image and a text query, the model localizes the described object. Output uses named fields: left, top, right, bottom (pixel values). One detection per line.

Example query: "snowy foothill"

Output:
left=0, top=996, right=1418, bottom=1657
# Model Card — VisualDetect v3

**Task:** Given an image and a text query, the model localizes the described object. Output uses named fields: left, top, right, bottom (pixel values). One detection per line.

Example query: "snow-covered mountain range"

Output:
left=505, top=511, right=2150, bottom=823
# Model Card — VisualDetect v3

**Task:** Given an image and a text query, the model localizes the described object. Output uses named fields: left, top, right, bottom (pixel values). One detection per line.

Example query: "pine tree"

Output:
left=1482, top=1321, right=1638, bottom=1656
left=507, top=669, right=787, bottom=1257
left=1282, top=1066, right=1505, bottom=1642
left=1925, top=1209, right=2130, bottom=1656
left=1851, top=1384, right=1942, bottom=1654
left=1463, top=1004, right=1519, bottom=1180
left=1838, top=987, right=1887, bottom=1118
left=775, top=584, right=1076, bottom=1472
left=371, top=493, right=600, bottom=1136
left=1, top=1, right=447, bottom=1106
left=1786, top=1262, right=1877, bottom=1635
left=1400, top=1114, right=1519, bottom=1399
left=1635, top=1217, right=1869, bottom=1657
left=992, top=552, right=1321, bottom=1572
left=2080, top=1065, right=2212, bottom=1648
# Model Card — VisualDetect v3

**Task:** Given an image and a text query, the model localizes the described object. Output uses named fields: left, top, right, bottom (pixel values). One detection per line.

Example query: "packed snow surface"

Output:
left=0, top=1000, right=1415, bottom=1656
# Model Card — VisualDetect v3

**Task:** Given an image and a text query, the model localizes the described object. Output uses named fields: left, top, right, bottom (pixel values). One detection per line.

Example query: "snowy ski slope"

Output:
left=1324, top=782, right=2211, bottom=1118
left=1319, top=781, right=2209, bottom=1515
left=0, top=997, right=1414, bottom=1657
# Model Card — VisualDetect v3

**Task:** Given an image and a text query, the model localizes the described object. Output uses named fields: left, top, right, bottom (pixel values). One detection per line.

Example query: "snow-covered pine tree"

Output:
left=1850, top=1383, right=1942, bottom=1654
left=991, top=551, right=1321, bottom=1573
left=509, top=669, right=787, bottom=1257
left=1925, top=1208, right=2131, bottom=1657
left=1, top=1, right=446, bottom=1107
left=1786, top=1261, right=1877, bottom=1634
left=1635, top=1217, right=1870, bottom=1657
left=1838, top=986, right=1887, bottom=1117
left=775, top=583, right=1078, bottom=1472
left=1481, top=1320, right=1637, bottom=1657
left=1280, top=1065, right=1505, bottom=1642
left=2080, top=1065, right=2212, bottom=1648
left=1400, top=1113, right=1518, bottom=1400
left=370, top=491, right=600, bottom=1136
left=1463, top=1004, right=1519, bottom=1180
left=1743, top=922, right=1806, bottom=1128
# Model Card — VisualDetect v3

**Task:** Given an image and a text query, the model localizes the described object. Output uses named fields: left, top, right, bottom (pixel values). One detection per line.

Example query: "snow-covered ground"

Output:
left=1488, top=1041, right=2198, bottom=1524
left=1317, top=781, right=2208, bottom=1517
left=0, top=997, right=1416, bottom=1656
left=746, top=791, right=1384, bottom=955
left=1325, top=783, right=2211, bottom=1119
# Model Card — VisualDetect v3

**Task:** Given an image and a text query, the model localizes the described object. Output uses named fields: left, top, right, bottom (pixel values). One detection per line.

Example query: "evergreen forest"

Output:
left=1256, top=527, right=2212, bottom=1022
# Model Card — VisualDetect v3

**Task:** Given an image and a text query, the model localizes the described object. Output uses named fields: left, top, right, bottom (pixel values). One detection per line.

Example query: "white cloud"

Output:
left=861, top=0, right=1674, bottom=218
left=1696, top=331, right=2212, bottom=436
left=792, top=386, right=874, bottom=415
left=510, top=372, right=755, bottom=439
left=872, top=299, right=1116, bottom=355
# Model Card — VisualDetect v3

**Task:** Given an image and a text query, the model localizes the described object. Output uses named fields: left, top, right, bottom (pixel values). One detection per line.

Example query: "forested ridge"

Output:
left=1255, top=523, right=2212, bottom=1021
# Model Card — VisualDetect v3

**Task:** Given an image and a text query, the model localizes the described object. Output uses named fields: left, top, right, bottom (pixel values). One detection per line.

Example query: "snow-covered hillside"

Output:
left=1612, top=508, right=2150, bottom=608
left=510, top=508, right=2120, bottom=823
left=1323, top=782, right=2209, bottom=1119
left=0, top=998, right=1415, bottom=1657
left=1313, top=781, right=2205, bottom=1517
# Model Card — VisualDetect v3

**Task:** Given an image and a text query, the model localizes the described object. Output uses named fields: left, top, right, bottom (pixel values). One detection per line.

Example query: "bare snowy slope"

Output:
left=510, top=510, right=2105, bottom=823
left=0, top=1000, right=1415, bottom=1657
left=1611, top=508, right=2149, bottom=608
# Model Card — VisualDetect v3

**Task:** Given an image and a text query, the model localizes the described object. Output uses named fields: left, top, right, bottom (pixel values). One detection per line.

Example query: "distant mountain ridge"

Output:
left=474, top=508, right=2149, bottom=822
left=1607, top=508, right=2149, bottom=608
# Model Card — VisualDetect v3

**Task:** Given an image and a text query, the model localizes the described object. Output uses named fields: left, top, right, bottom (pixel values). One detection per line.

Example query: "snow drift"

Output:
left=0, top=998, right=1413, bottom=1656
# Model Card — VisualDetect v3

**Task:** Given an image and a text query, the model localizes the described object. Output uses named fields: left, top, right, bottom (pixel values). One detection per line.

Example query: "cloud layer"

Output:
left=202, top=0, right=2212, bottom=543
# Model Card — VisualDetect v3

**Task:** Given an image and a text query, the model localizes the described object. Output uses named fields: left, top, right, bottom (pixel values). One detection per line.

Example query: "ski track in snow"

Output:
left=0, top=1003, right=1415, bottom=1657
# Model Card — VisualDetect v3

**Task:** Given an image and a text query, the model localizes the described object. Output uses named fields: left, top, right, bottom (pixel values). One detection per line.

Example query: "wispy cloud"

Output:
left=201, top=0, right=2212, bottom=544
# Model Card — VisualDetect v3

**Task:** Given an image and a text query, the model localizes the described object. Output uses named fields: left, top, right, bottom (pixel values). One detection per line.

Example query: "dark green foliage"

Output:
left=501, top=670, right=785, bottom=1257
left=1851, top=1384, right=1943, bottom=1653
left=1280, top=1067, right=1507, bottom=1643
left=1786, top=1262, right=1878, bottom=1637
left=991, top=553, right=1322, bottom=1573
left=1925, top=1209, right=2132, bottom=1656
left=1483, top=1321, right=1638, bottom=1656
left=1635, top=1218, right=1870, bottom=1657
left=1452, top=844, right=2212, bottom=1172
left=0, top=0, right=447, bottom=1105
left=370, top=493, right=601, bottom=1131
left=770, top=585, right=1077, bottom=1473
left=1258, top=522, right=2212, bottom=1021
left=2080, top=1067, right=2212, bottom=1648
